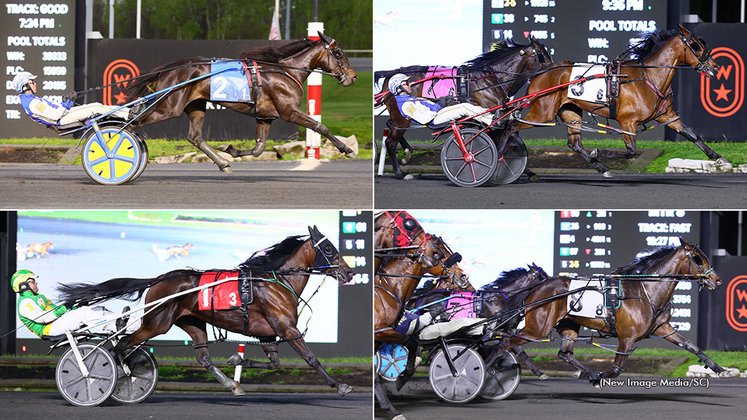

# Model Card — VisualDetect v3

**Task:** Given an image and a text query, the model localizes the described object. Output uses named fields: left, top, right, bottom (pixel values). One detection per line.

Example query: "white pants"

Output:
left=432, top=103, right=493, bottom=126
left=59, top=103, right=129, bottom=126
left=47, top=306, right=118, bottom=336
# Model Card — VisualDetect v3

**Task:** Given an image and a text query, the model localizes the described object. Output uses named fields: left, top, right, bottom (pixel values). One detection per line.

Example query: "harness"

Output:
left=240, top=60, right=262, bottom=104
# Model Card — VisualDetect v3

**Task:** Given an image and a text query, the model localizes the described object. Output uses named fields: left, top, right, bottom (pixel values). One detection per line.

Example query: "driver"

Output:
left=12, top=269, right=140, bottom=338
left=388, top=73, right=494, bottom=126
left=12, top=71, right=131, bottom=127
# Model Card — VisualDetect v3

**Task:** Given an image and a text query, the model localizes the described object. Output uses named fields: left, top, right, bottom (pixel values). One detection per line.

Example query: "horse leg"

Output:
left=655, top=323, right=730, bottom=377
left=227, top=343, right=281, bottom=369
left=185, top=103, right=233, bottom=174
left=666, top=118, right=731, bottom=167
left=590, top=123, right=638, bottom=160
left=176, top=318, right=245, bottom=395
left=281, top=109, right=358, bottom=158
left=513, top=345, right=548, bottom=380
left=556, top=322, right=596, bottom=380
left=395, top=339, right=421, bottom=390
left=218, top=118, right=275, bottom=158
left=559, top=108, right=612, bottom=177
left=385, top=126, right=410, bottom=180
left=375, top=370, right=405, bottom=420
left=271, top=320, right=352, bottom=395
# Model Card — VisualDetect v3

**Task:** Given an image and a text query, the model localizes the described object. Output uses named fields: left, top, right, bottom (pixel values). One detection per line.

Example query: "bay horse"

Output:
left=374, top=234, right=471, bottom=420
left=494, top=25, right=728, bottom=177
left=57, top=226, right=357, bottom=396
left=483, top=237, right=729, bottom=386
left=124, top=33, right=358, bottom=174
left=394, top=264, right=551, bottom=392
left=375, top=37, right=552, bottom=180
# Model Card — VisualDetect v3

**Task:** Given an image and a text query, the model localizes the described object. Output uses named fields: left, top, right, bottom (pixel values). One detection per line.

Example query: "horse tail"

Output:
left=56, top=270, right=194, bottom=308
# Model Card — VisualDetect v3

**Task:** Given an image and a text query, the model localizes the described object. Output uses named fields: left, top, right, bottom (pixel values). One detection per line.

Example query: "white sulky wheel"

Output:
left=81, top=125, right=145, bottom=185
left=489, top=133, right=528, bottom=185
left=55, top=343, right=118, bottom=407
left=110, top=347, right=159, bottom=404
left=440, top=128, right=498, bottom=188
left=429, top=343, right=486, bottom=403
left=479, top=349, right=522, bottom=400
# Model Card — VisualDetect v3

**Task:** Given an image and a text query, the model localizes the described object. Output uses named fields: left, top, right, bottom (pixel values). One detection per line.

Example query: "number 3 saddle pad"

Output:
left=198, top=271, right=241, bottom=310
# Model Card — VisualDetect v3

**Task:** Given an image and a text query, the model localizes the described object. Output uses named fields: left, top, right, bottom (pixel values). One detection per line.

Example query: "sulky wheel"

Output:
left=55, top=343, right=118, bottom=407
left=81, top=125, right=144, bottom=185
left=479, top=349, right=521, bottom=401
left=110, top=347, right=159, bottom=404
left=440, top=128, right=498, bottom=187
left=375, top=343, right=409, bottom=381
left=489, top=133, right=528, bottom=185
left=429, top=343, right=486, bottom=403
left=129, top=135, right=149, bottom=182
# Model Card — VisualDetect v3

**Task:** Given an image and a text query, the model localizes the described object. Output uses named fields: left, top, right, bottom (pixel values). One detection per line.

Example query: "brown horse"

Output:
left=483, top=237, right=728, bottom=385
left=124, top=33, right=358, bottom=174
left=375, top=37, right=552, bottom=179
left=495, top=26, right=727, bottom=177
left=57, top=226, right=357, bottom=397
left=374, top=234, right=470, bottom=420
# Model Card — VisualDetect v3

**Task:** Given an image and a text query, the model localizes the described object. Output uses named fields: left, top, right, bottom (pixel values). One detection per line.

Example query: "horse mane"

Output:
left=612, top=246, right=678, bottom=275
left=480, top=267, right=532, bottom=291
left=239, top=235, right=308, bottom=273
left=463, top=39, right=527, bottom=69
left=616, top=29, right=679, bottom=61
left=239, top=38, right=317, bottom=62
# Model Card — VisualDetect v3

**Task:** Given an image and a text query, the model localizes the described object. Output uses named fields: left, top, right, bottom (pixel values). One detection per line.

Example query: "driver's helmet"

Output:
left=388, top=74, right=409, bottom=96
left=11, top=269, right=37, bottom=293
left=12, top=72, right=37, bottom=93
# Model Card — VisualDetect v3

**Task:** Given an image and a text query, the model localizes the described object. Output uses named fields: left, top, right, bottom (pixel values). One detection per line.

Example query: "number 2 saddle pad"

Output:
left=210, top=61, right=253, bottom=102
left=198, top=271, right=241, bottom=310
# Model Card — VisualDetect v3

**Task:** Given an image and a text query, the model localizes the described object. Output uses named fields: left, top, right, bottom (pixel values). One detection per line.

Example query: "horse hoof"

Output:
left=528, top=174, right=541, bottom=182
left=403, top=174, right=415, bottom=181
left=392, top=415, right=407, bottom=420
left=591, top=379, right=602, bottom=389
left=538, top=374, right=550, bottom=380
left=719, top=371, right=733, bottom=378
left=345, top=152, right=359, bottom=159
left=220, top=165, right=234, bottom=175
left=602, top=171, right=613, bottom=178
left=571, top=370, right=582, bottom=379
left=590, top=148, right=599, bottom=158
left=715, top=157, right=733, bottom=172
left=232, top=382, right=246, bottom=396
left=227, top=353, right=243, bottom=366
left=337, top=383, right=353, bottom=396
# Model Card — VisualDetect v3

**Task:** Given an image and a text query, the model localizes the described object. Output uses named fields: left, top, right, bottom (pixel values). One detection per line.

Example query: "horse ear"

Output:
left=317, top=31, right=332, bottom=44
left=679, top=236, right=695, bottom=250
left=678, top=24, right=690, bottom=36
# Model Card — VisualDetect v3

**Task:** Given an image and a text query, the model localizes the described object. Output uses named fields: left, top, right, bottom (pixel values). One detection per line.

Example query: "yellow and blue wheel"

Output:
left=81, top=126, right=144, bottom=185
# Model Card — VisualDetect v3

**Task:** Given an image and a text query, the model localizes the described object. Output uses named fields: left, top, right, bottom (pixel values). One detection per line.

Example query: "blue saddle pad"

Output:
left=210, top=61, right=251, bottom=102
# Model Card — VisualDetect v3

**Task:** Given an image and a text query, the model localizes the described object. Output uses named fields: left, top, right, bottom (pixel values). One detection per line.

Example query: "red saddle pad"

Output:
left=198, top=271, right=240, bottom=310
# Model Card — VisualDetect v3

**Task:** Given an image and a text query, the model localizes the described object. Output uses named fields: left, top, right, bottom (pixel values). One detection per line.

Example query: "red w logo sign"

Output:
left=103, top=59, right=141, bottom=106
left=726, top=275, right=747, bottom=331
left=701, top=47, right=744, bottom=117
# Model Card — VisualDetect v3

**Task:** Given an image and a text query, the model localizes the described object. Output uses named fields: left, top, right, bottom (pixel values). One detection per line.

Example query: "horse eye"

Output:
left=693, top=254, right=704, bottom=265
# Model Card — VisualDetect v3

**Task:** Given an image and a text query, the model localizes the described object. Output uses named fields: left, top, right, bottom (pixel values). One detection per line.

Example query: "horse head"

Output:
left=678, top=237, right=721, bottom=290
left=421, top=235, right=473, bottom=291
left=526, top=35, right=554, bottom=71
left=677, top=25, right=718, bottom=78
left=317, top=31, right=357, bottom=86
left=307, top=225, right=356, bottom=283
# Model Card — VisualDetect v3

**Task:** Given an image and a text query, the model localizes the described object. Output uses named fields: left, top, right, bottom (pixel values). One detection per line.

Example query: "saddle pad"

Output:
left=210, top=61, right=252, bottom=102
left=567, top=64, right=607, bottom=104
left=419, top=317, right=485, bottom=341
left=198, top=271, right=240, bottom=310
left=443, top=292, right=477, bottom=319
left=567, top=279, right=607, bottom=319
left=422, top=67, right=458, bottom=100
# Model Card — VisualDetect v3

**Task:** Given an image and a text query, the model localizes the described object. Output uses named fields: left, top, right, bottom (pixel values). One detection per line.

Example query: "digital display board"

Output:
left=15, top=210, right=361, bottom=344
left=340, top=210, right=372, bottom=286
left=554, top=210, right=701, bottom=343
left=483, top=0, right=667, bottom=63
left=2, top=1, right=76, bottom=138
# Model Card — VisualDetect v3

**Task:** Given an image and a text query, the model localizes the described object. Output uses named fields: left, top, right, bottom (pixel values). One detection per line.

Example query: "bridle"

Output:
left=682, top=244, right=716, bottom=289
left=678, top=31, right=713, bottom=74
left=425, top=236, right=469, bottom=290
left=320, top=38, right=354, bottom=85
